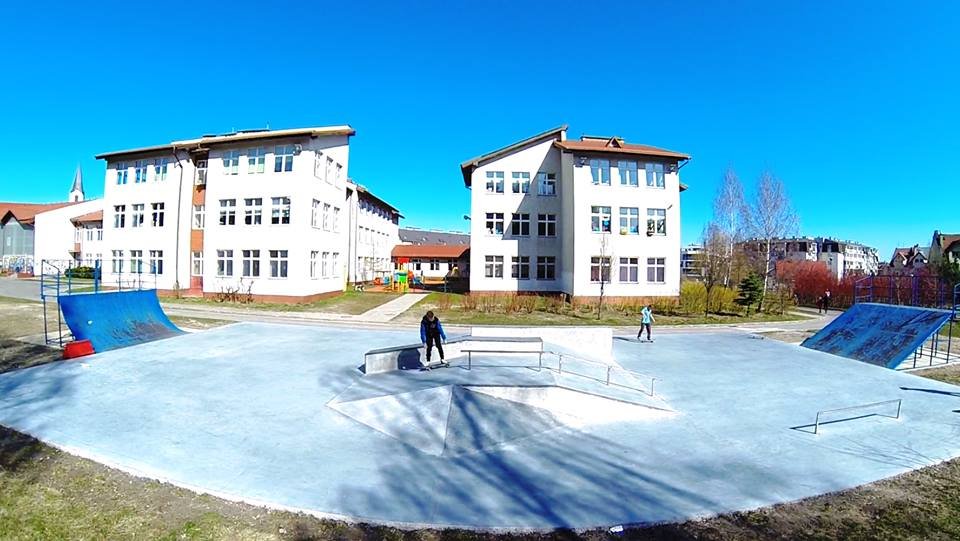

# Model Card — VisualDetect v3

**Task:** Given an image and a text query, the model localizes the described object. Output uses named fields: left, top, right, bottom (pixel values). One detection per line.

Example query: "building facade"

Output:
left=680, top=244, right=704, bottom=279
left=461, top=126, right=689, bottom=299
left=929, top=230, right=960, bottom=266
left=94, top=126, right=392, bottom=302
left=739, top=236, right=880, bottom=280
left=346, top=184, right=401, bottom=284
left=394, top=228, right=470, bottom=279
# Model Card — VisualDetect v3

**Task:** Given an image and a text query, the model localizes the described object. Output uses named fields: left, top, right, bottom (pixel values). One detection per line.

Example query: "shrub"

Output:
left=680, top=282, right=707, bottom=315
left=458, top=294, right=477, bottom=311
left=436, top=294, right=453, bottom=311
left=708, top=286, right=738, bottom=314
left=65, top=266, right=95, bottom=279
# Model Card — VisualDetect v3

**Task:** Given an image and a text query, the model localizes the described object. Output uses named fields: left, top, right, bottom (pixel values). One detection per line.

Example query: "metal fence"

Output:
left=813, top=399, right=902, bottom=435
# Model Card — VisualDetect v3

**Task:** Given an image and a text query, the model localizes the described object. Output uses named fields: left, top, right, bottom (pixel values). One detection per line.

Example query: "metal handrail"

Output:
left=814, top=399, right=902, bottom=435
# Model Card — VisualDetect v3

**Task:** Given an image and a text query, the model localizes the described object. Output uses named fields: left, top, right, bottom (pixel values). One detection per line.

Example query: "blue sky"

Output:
left=1, top=1, right=957, bottom=259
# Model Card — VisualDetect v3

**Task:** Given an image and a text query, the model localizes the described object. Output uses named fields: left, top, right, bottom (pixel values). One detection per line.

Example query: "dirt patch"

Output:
left=0, top=339, right=61, bottom=374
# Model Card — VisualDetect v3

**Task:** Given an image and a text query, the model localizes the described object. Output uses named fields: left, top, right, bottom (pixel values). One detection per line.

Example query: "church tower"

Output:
left=69, top=165, right=84, bottom=202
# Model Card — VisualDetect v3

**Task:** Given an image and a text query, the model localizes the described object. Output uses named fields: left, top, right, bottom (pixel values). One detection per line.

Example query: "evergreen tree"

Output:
left=736, top=273, right=764, bottom=315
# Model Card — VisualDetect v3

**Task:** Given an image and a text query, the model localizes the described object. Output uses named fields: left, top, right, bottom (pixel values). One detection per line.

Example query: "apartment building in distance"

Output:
left=738, top=236, right=880, bottom=280
left=393, top=228, right=470, bottom=279
left=461, top=125, right=689, bottom=300
left=347, top=184, right=402, bottom=283
left=680, top=243, right=704, bottom=279
left=95, top=126, right=400, bottom=302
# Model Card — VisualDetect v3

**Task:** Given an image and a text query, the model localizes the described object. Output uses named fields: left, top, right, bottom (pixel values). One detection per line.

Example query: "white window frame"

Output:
left=485, top=212, right=504, bottom=235
left=619, top=257, right=639, bottom=283
left=590, top=256, right=611, bottom=283
left=242, top=249, right=260, bottom=278
left=590, top=206, right=612, bottom=233
left=311, top=200, right=320, bottom=228
left=321, top=251, right=330, bottom=278
left=151, top=202, right=165, bottom=227
left=322, top=203, right=331, bottom=231
left=111, top=250, right=124, bottom=273
left=484, top=255, right=504, bottom=278
left=647, top=208, right=667, bottom=235
left=510, top=213, right=530, bottom=236
left=314, top=151, right=325, bottom=180
left=271, top=196, right=291, bottom=225
left=511, top=172, right=530, bottom=194
left=537, top=214, right=556, bottom=237
left=191, top=251, right=203, bottom=276
left=310, top=251, right=319, bottom=279
left=247, top=147, right=266, bottom=174
left=537, top=172, right=556, bottom=196
left=217, top=250, right=234, bottom=277
left=134, top=160, right=149, bottom=183
left=620, top=207, right=640, bottom=235
left=590, top=159, right=611, bottom=185
left=222, top=150, right=240, bottom=175
left=244, top=198, right=263, bottom=225
left=149, top=250, right=164, bottom=275
left=192, top=204, right=205, bottom=230
left=333, top=206, right=340, bottom=232
left=153, top=158, right=168, bottom=181
left=113, top=205, right=126, bottom=228
left=332, top=252, right=340, bottom=276
left=274, top=145, right=295, bottom=173
left=485, top=171, right=504, bottom=193
left=646, top=257, right=666, bottom=283
left=645, top=162, right=665, bottom=188
left=618, top=160, right=639, bottom=187
left=129, top=250, right=143, bottom=274
left=219, top=199, right=237, bottom=225
left=116, top=162, right=128, bottom=185
left=131, top=204, right=145, bottom=228
left=269, top=249, right=288, bottom=278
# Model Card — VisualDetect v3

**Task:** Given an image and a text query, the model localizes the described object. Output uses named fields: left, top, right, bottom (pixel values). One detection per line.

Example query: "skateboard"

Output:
left=636, top=338, right=654, bottom=343
left=420, top=360, right=451, bottom=371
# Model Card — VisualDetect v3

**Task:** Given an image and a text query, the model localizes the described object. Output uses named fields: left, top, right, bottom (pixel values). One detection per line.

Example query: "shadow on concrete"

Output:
left=900, top=386, right=960, bottom=398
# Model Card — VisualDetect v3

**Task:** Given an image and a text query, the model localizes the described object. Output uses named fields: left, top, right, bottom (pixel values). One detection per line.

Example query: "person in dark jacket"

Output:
left=420, top=310, right=447, bottom=364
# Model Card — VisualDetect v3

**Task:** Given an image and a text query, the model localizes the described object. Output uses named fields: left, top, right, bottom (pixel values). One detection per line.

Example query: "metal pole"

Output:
left=538, top=351, right=542, bottom=371
left=606, top=365, right=611, bottom=385
left=814, top=412, right=821, bottom=435
left=558, top=354, right=563, bottom=375
left=896, top=399, right=902, bottom=419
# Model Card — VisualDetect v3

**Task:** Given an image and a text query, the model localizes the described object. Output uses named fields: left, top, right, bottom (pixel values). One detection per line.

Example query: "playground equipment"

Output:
left=40, top=258, right=163, bottom=348
left=803, top=276, right=959, bottom=370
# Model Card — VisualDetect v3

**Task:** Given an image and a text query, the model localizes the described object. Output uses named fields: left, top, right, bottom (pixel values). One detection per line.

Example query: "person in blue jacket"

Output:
left=420, top=310, right=447, bottom=364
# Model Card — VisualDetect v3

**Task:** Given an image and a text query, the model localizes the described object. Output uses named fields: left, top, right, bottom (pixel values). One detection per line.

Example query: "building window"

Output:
left=333, top=207, right=340, bottom=232
left=149, top=250, right=164, bottom=275
left=645, top=163, right=665, bottom=188
left=134, top=160, right=149, bottom=183
left=536, top=256, right=556, bottom=280
left=244, top=198, right=263, bottom=225
left=192, top=204, right=205, bottom=229
left=618, top=160, right=639, bottom=186
left=113, top=205, right=126, bottom=228
left=510, top=213, right=530, bottom=236
left=322, top=203, right=331, bottom=230
left=412, top=258, right=422, bottom=271
left=191, top=251, right=203, bottom=276
left=485, top=212, right=504, bottom=235
left=222, top=150, right=240, bottom=175
left=619, top=257, right=639, bottom=283
left=310, top=251, right=319, bottom=279
left=647, top=257, right=666, bottom=283
left=194, top=159, right=207, bottom=185
left=247, top=147, right=265, bottom=174
left=242, top=249, right=260, bottom=277
left=111, top=250, right=124, bottom=273
left=537, top=172, right=556, bottom=196
left=590, top=256, right=611, bottom=283
left=484, top=255, right=504, bottom=278
left=275, top=145, right=295, bottom=172
left=485, top=171, right=504, bottom=193
left=271, top=197, right=291, bottom=225
left=619, top=207, right=640, bottom=235
left=217, top=250, right=234, bottom=277
left=131, top=204, right=145, bottom=228
left=591, top=206, right=612, bottom=233
left=313, top=151, right=324, bottom=180
left=269, top=250, right=288, bottom=278
left=647, top=208, right=666, bottom=235
left=537, top=214, right=557, bottom=237
left=311, top=200, right=320, bottom=228
left=321, top=251, right=330, bottom=277
left=151, top=202, right=165, bottom=227
left=154, top=158, right=168, bottom=181
left=219, top=199, right=237, bottom=225
left=335, top=163, right=343, bottom=185
left=130, top=250, right=143, bottom=274
left=511, top=172, right=531, bottom=194
left=511, top=256, right=530, bottom=279
left=97, top=229, right=103, bottom=240
left=429, top=259, right=440, bottom=271
left=325, top=157, right=334, bottom=181
left=116, top=162, right=128, bottom=185
left=332, top=252, right=340, bottom=276
left=590, top=159, right=611, bottom=185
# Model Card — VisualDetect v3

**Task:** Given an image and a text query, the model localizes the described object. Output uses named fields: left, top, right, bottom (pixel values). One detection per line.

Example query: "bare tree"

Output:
left=700, top=221, right=730, bottom=314
left=712, top=167, right=747, bottom=287
left=742, top=171, right=799, bottom=310
left=597, top=233, right=612, bottom=320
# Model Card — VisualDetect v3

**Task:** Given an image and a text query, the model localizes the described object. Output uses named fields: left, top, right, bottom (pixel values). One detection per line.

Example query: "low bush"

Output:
left=65, top=266, right=95, bottom=279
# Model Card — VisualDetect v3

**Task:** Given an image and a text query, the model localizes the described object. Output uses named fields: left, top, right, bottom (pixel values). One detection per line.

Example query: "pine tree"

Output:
left=736, top=273, right=764, bottom=315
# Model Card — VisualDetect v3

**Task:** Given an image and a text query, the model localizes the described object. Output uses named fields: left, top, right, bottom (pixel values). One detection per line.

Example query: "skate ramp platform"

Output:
left=58, top=289, right=184, bottom=353
left=801, top=302, right=953, bottom=368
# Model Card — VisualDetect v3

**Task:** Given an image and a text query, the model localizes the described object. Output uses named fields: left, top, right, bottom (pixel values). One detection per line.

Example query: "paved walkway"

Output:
left=355, top=293, right=428, bottom=322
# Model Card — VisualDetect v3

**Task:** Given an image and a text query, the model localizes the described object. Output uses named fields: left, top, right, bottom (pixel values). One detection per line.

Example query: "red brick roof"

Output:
left=71, top=210, right=104, bottom=224
left=0, top=202, right=76, bottom=225
left=553, top=139, right=690, bottom=160
left=392, top=244, right=469, bottom=259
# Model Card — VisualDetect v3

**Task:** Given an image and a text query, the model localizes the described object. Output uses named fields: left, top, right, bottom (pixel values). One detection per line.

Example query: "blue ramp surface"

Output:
left=801, top=302, right=952, bottom=368
left=59, top=290, right=184, bottom=352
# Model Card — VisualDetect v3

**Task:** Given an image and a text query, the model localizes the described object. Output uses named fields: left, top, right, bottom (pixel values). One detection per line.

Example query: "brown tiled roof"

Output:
left=554, top=139, right=690, bottom=160
left=392, top=244, right=469, bottom=259
left=937, top=234, right=960, bottom=254
left=460, top=125, right=568, bottom=187
left=0, top=202, right=76, bottom=225
left=71, top=210, right=104, bottom=224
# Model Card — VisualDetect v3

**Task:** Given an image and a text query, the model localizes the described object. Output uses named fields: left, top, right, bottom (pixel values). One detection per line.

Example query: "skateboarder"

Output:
left=420, top=310, right=447, bottom=365
left=637, top=304, right=655, bottom=341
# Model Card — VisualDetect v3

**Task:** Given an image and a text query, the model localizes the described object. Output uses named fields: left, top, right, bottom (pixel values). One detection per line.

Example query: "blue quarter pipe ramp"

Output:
left=58, top=290, right=184, bottom=352
left=801, top=302, right=953, bottom=368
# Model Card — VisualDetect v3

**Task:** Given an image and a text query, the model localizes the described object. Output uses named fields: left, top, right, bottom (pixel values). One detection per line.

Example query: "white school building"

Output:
left=461, top=125, right=689, bottom=301
left=95, top=126, right=400, bottom=302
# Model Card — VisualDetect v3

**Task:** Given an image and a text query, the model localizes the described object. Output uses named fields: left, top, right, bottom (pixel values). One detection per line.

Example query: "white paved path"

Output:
left=356, top=293, right=429, bottom=322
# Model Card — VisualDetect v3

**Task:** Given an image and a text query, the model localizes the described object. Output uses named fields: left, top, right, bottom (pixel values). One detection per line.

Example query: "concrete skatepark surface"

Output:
left=2, top=322, right=960, bottom=529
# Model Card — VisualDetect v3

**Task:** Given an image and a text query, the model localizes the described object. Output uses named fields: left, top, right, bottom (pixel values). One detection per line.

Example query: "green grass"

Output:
left=395, top=292, right=806, bottom=326
left=163, top=290, right=402, bottom=315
